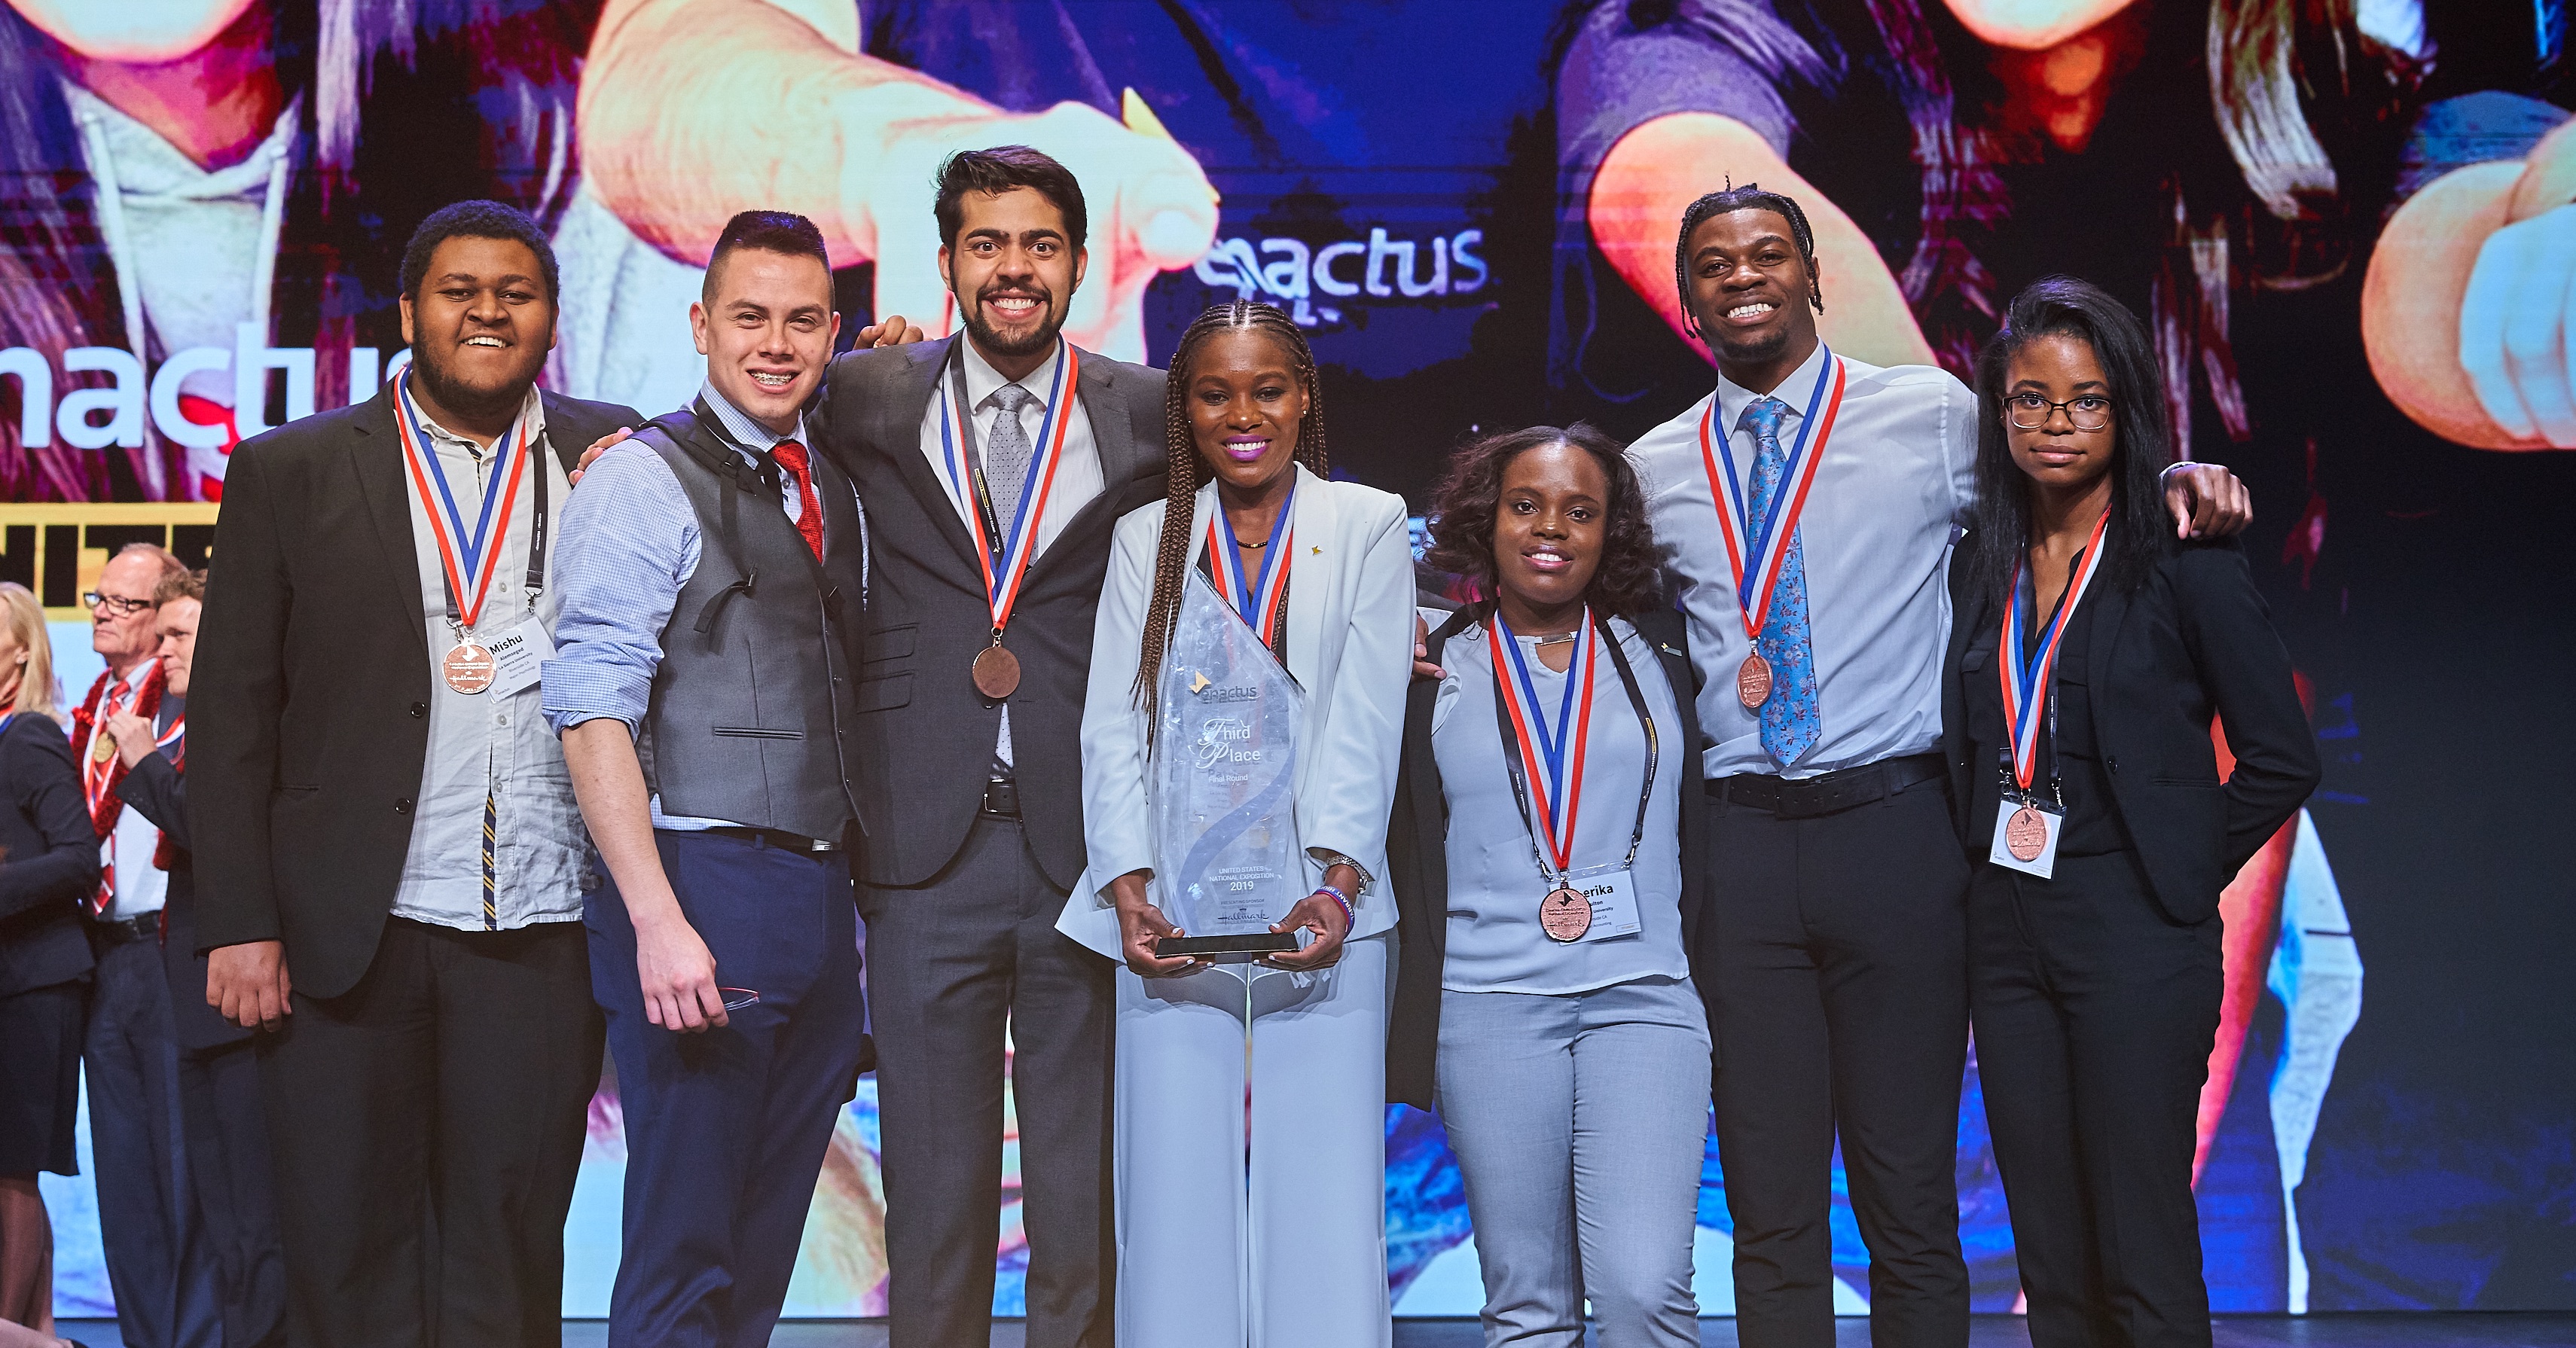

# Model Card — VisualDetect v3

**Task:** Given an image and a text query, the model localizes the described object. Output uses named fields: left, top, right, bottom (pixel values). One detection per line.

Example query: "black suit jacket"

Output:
left=1940, top=537, right=2320, bottom=925
left=816, top=336, right=1164, bottom=891
left=0, top=711, right=102, bottom=997
left=1385, top=604, right=1711, bottom=1109
left=189, top=383, right=642, bottom=1000
left=114, top=732, right=243, bottom=1052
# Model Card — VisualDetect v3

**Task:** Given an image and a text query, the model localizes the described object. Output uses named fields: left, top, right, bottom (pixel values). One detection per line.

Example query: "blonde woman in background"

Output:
left=0, top=583, right=101, bottom=1348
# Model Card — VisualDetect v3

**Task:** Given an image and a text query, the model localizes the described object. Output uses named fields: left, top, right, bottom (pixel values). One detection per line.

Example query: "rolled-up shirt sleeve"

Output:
left=540, top=441, right=700, bottom=737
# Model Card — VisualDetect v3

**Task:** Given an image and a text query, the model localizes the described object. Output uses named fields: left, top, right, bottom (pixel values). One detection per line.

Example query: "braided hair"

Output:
left=1131, top=300, right=1330, bottom=720
left=1672, top=182, right=1824, bottom=338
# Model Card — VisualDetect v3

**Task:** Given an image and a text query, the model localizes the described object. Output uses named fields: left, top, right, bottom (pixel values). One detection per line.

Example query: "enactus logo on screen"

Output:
left=1, top=324, right=404, bottom=455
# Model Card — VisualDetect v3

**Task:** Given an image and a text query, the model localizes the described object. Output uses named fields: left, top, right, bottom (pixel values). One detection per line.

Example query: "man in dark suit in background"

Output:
left=109, top=571, right=284, bottom=1348
left=817, top=146, right=1165, bottom=1348
left=189, top=200, right=641, bottom=1348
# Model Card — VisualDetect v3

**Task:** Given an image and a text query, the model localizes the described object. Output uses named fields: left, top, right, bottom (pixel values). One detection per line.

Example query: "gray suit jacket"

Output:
left=817, top=335, right=1165, bottom=890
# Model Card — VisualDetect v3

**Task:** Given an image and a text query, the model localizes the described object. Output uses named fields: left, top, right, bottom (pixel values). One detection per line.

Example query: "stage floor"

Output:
left=59, top=1316, right=2576, bottom=1346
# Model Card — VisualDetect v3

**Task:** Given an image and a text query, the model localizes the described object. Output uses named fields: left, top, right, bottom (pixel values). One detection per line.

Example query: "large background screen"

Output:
left=9, top=0, right=2571, bottom=1317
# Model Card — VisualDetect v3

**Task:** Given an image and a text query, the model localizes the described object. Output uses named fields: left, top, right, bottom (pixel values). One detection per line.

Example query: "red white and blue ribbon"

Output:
left=1489, top=608, right=1598, bottom=877
left=1999, top=510, right=2112, bottom=794
left=393, top=376, right=533, bottom=632
left=1696, top=347, right=1845, bottom=639
left=1205, top=478, right=1295, bottom=646
left=935, top=340, right=1080, bottom=636
left=153, top=713, right=185, bottom=755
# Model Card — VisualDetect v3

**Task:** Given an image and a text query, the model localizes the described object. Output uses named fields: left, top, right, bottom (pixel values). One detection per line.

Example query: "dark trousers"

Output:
left=1971, top=852, right=2221, bottom=1348
left=178, top=1038, right=285, bottom=1348
left=587, top=831, right=870, bottom=1348
left=861, top=816, right=1114, bottom=1348
left=1705, top=773, right=1970, bottom=1348
left=258, top=916, right=601, bottom=1348
left=87, top=935, right=222, bottom=1348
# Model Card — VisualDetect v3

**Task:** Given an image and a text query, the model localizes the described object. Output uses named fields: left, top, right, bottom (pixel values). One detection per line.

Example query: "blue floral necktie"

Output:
left=1738, top=397, right=1822, bottom=765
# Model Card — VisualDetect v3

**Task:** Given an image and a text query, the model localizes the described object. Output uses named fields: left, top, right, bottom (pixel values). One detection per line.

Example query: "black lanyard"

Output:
left=1486, top=609, right=1660, bottom=886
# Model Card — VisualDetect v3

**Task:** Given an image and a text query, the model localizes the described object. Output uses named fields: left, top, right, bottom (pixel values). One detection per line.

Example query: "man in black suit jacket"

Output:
left=817, top=148, right=1164, bottom=1348
left=191, top=202, right=639, bottom=1348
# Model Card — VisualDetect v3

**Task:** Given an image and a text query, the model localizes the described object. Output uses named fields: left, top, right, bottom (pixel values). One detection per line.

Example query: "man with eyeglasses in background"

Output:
left=67, top=541, right=219, bottom=1348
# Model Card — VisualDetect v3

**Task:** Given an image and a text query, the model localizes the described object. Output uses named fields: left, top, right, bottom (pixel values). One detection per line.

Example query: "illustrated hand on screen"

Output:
left=2459, top=201, right=2576, bottom=447
left=860, top=98, right=1218, bottom=363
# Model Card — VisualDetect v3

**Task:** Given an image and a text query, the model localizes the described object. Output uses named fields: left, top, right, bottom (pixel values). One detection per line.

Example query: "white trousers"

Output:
left=1112, top=931, right=1393, bottom=1348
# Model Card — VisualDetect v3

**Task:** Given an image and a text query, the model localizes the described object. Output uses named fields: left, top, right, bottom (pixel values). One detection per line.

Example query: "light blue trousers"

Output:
left=1436, top=975, right=1711, bottom=1347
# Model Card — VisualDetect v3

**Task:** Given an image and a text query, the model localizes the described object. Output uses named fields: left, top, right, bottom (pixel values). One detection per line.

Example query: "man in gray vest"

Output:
left=545, top=211, right=871, bottom=1348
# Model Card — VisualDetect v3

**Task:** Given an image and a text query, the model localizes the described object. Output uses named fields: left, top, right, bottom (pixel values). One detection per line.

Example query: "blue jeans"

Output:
left=1436, top=975, right=1711, bottom=1348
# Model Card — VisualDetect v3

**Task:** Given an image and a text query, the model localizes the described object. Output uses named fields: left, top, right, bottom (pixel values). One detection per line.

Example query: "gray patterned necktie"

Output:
left=983, top=383, right=1036, bottom=536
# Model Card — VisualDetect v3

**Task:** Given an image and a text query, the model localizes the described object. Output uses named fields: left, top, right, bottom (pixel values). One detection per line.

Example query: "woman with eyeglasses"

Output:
left=0, top=583, right=102, bottom=1346
left=1939, top=277, right=2318, bottom=1347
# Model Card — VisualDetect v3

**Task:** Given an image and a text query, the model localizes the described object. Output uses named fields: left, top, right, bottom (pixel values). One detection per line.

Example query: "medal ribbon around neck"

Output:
left=1698, top=347, right=1845, bottom=641
left=1999, top=510, right=2113, bottom=794
left=1489, top=608, right=1599, bottom=878
left=393, top=377, right=534, bottom=633
left=1205, top=477, right=1296, bottom=646
left=936, top=339, right=1080, bottom=636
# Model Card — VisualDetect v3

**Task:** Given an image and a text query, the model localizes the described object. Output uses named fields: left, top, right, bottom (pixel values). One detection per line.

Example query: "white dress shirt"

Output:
left=913, top=337, right=1104, bottom=769
left=82, top=670, right=172, bottom=920
left=392, top=380, right=587, bottom=931
left=1626, top=343, right=1976, bottom=780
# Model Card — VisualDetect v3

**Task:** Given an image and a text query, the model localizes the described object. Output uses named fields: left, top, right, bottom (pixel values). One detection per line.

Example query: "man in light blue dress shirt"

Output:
left=545, top=212, right=872, bottom=1348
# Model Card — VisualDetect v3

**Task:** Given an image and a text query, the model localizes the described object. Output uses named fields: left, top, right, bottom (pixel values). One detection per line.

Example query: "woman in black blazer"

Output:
left=1387, top=424, right=1713, bottom=1345
left=0, top=582, right=102, bottom=1338
left=1940, top=279, right=2318, bottom=1348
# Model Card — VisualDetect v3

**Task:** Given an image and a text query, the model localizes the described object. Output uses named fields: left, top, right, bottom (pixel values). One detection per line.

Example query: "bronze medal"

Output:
left=972, top=642, right=1021, bottom=700
left=1539, top=886, right=1592, bottom=943
left=442, top=641, right=496, bottom=695
left=1736, top=652, right=1773, bottom=709
left=2005, top=805, right=2050, bottom=863
left=92, top=730, right=115, bottom=764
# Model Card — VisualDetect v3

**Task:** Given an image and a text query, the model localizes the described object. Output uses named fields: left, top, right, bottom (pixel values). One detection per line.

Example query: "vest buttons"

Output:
left=395, top=798, right=414, bottom=815
left=410, top=702, right=428, bottom=718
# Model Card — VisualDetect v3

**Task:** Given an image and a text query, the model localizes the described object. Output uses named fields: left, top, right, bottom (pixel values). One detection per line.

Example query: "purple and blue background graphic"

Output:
left=10, top=0, right=2571, bottom=1317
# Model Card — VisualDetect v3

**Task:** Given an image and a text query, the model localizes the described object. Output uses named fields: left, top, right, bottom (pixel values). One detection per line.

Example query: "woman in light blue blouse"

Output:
left=1387, top=424, right=1713, bottom=1346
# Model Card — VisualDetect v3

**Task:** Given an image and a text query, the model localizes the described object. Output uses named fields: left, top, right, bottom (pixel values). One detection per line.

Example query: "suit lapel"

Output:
left=1282, top=467, right=1332, bottom=690
left=2086, top=579, right=2136, bottom=717
left=351, top=387, right=429, bottom=657
left=881, top=336, right=984, bottom=577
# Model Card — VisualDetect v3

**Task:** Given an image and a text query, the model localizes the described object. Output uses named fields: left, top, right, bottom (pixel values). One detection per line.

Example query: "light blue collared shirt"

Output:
left=541, top=382, right=859, bottom=830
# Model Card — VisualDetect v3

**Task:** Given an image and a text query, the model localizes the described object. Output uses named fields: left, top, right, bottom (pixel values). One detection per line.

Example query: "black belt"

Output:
left=979, top=777, right=1021, bottom=818
left=93, top=913, right=160, bottom=945
left=705, top=826, right=838, bottom=855
left=1711, top=752, right=1946, bottom=819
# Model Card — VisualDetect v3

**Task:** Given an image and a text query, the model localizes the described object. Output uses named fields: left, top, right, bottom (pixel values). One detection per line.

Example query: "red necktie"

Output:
left=771, top=439, right=825, bottom=563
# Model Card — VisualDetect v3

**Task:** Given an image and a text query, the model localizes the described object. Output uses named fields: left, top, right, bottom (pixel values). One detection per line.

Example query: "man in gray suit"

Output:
left=817, top=146, right=1166, bottom=1348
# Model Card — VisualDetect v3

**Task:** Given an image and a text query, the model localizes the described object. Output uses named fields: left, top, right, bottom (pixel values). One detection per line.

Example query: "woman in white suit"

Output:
left=1058, top=300, right=1415, bottom=1346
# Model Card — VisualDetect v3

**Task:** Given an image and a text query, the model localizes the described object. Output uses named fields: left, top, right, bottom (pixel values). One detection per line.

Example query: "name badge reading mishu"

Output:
left=482, top=612, right=555, bottom=700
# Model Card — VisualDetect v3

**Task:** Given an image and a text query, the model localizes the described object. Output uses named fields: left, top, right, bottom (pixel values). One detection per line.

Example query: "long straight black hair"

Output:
left=1965, top=276, right=2177, bottom=612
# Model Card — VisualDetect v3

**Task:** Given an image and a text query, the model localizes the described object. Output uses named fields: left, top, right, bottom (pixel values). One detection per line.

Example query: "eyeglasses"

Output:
left=84, top=592, right=155, bottom=616
left=2005, top=393, right=2113, bottom=432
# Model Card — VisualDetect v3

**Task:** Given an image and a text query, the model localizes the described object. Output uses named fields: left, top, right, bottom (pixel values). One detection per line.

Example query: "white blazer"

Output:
left=1058, top=465, right=1416, bottom=960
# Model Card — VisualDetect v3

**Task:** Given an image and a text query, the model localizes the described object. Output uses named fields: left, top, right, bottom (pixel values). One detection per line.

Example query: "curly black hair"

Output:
left=1426, top=423, right=1662, bottom=616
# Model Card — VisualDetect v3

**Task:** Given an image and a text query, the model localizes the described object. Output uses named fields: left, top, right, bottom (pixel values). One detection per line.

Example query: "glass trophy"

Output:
left=1150, top=569, right=1307, bottom=957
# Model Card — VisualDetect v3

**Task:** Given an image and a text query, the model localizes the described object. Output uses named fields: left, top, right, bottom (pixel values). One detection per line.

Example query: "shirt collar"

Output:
left=1713, top=339, right=1831, bottom=440
left=403, top=376, right=546, bottom=457
left=697, top=380, right=804, bottom=461
left=958, top=334, right=1062, bottom=415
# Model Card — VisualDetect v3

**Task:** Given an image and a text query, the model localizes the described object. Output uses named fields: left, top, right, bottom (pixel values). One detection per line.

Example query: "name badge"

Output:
left=1565, top=863, right=1644, bottom=944
left=1988, top=798, right=2064, bottom=879
left=482, top=611, right=554, bottom=700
